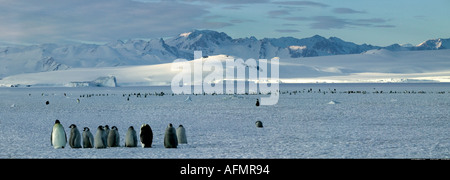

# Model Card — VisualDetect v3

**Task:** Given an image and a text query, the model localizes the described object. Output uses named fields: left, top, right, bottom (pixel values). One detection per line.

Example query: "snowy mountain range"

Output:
left=0, top=29, right=449, bottom=83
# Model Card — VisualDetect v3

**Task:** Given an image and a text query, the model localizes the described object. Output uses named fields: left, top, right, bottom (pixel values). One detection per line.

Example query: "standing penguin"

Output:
left=82, top=127, right=94, bottom=148
left=140, top=124, right=153, bottom=148
left=164, top=123, right=178, bottom=148
left=68, top=124, right=82, bottom=148
left=125, top=126, right=138, bottom=147
left=176, top=125, right=187, bottom=144
left=256, top=99, right=260, bottom=106
left=103, top=125, right=110, bottom=142
left=51, top=120, right=67, bottom=149
left=107, top=126, right=120, bottom=147
left=94, top=126, right=107, bottom=148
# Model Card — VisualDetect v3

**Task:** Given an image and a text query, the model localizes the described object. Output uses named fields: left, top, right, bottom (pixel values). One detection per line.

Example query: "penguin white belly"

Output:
left=52, top=125, right=67, bottom=149
left=176, top=127, right=187, bottom=144
left=125, top=130, right=137, bottom=147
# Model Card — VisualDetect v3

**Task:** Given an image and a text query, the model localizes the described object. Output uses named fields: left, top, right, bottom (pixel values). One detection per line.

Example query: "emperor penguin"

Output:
left=107, top=126, right=120, bottom=147
left=94, top=126, right=107, bottom=148
left=139, top=124, right=153, bottom=148
left=51, top=120, right=67, bottom=149
left=176, top=125, right=187, bottom=144
left=125, top=126, right=138, bottom=147
left=68, top=124, right=82, bottom=148
left=256, top=99, right=260, bottom=106
left=82, top=127, right=94, bottom=148
left=164, top=123, right=178, bottom=148
left=103, top=125, right=110, bottom=142
left=255, top=121, right=263, bottom=128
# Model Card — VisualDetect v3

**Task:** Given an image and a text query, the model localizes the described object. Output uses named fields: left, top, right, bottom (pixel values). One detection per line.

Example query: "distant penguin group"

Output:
left=50, top=120, right=187, bottom=149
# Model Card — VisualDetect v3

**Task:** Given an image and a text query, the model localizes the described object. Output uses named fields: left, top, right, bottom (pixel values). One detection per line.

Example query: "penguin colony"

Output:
left=51, top=120, right=188, bottom=149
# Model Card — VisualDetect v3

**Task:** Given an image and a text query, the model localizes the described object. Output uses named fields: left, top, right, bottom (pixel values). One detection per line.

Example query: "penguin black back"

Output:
left=82, top=127, right=94, bottom=148
left=164, top=123, right=178, bottom=148
left=125, top=126, right=138, bottom=147
left=140, top=124, right=153, bottom=148
left=68, top=124, right=82, bottom=148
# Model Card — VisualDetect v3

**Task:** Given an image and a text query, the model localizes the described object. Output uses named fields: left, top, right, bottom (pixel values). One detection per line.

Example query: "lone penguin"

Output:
left=82, top=127, right=94, bottom=148
left=256, top=99, right=260, bottom=106
left=125, top=126, right=138, bottom=147
left=51, top=120, right=67, bottom=149
left=107, top=126, right=120, bottom=147
left=176, top=125, right=187, bottom=144
left=255, top=121, right=263, bottom=128
left=68, top=124, right=82, bottom=148
left=46, top=101, right=50, bottom=105
left=140, top=124, right=153, bottom=148
left=94, top=126, right=107, bottom=148
left=164, top=123, right=178, bottom=148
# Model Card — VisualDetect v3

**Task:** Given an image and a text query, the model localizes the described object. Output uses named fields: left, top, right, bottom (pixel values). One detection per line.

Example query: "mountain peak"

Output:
left=188, top=30, right=232, bottom=41
left=416, top=38, right=449, bottom=50
left=1, top=29, right=449, bottom=79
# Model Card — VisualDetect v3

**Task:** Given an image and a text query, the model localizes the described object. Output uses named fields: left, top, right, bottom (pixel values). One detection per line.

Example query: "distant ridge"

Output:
left=0, top=29, right=448, bottom=78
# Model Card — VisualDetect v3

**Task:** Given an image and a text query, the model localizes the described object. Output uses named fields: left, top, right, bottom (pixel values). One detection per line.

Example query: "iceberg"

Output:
left=67, top=76, right=117, bottom=87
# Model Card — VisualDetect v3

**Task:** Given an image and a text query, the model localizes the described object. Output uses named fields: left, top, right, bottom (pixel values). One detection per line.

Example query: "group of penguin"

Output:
left=50, top=120, right=187, bottom=149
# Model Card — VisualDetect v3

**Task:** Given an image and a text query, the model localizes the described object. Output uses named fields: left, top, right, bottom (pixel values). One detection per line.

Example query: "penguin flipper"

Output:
left=50, top=127, right=53, bottom=146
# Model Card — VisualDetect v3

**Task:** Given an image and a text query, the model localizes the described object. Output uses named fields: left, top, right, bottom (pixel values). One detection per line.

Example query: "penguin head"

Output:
left=129, top=126, right=134, bottom=130
left=104, top=125, right=109, bottom=130
left=97, top=125, right=104, bottom=130
left=111, top=126, right=118, bottom=130
left=179, top=125, right=183, bottom=128
left=168, top=123, right=173, bottom=128
left=54, top=120, right=60, bottom=124
left=83, top=127, right=90, bottom=131
left=69, top=124, right=77, bottom=128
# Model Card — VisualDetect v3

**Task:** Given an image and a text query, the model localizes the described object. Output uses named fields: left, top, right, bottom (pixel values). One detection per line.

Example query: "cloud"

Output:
left=284, top=16, right=310, bottom=21
left=275, top=29, right=300, bottom=33
left=268, top=10, right=291, bottom=18
left=0, top=0, right=215, bottom=44
left=180, top=0, right=270, bottom=4
left=273, top=1, right=329, bottom=8
left=332, top=8, right=366, bottom=14
left=284, top=15, right=396, bottom=30
left=310, top=16, right=350, bottom=29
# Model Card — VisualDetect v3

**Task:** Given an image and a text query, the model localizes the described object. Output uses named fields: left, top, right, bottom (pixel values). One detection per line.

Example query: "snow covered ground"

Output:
left=1, top=83, right=449, bottom=159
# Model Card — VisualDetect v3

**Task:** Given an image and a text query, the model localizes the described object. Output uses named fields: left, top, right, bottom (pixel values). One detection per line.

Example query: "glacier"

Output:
left=67, top=76, right=117, bottom=87
left=1, top=30, right=449, bottom=79
left=1, top=49, right=450, bottom=87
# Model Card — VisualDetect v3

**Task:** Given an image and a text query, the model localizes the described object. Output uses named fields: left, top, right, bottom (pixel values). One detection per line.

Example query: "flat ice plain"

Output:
left=1, top=83, right=449, bottom=158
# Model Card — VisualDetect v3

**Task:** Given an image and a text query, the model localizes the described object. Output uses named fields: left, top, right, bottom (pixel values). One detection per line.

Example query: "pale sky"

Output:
left=0, top=0, right=448, bottom=46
